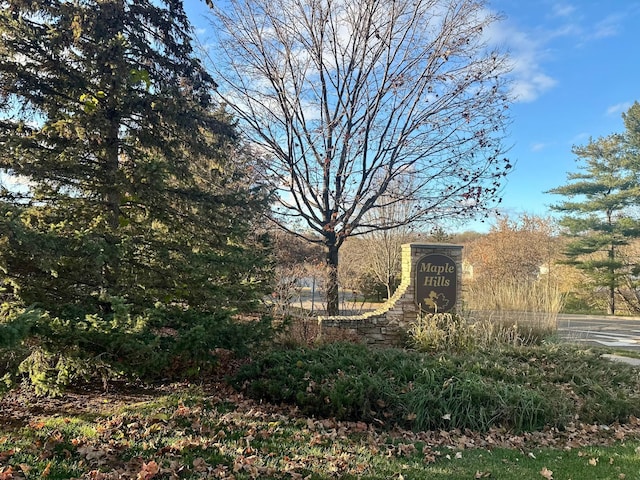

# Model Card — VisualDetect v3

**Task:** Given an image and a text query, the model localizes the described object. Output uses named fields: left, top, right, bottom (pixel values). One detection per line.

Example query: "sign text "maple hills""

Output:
left=419, top=261, right=454, bottom=286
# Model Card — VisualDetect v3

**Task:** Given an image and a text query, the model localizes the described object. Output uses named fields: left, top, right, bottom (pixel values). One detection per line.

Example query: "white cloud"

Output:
left=531, top=142, right=550, bottom=152
left=510, top=72, right=557, bottom=103
left=570, top=132, right=590, bottom=145
left=606, top=102, right=633, bottom=117
left=592, top=14, right=623, bottom=39
left=551, top=3, right=577, bottom=18
left=486, top=20, right=557, bottom=103
left=486, top=3, right=631, bottom=104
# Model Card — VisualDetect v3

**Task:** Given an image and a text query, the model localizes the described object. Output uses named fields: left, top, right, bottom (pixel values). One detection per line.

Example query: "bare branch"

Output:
left=205, top=0, right=513, bottom=313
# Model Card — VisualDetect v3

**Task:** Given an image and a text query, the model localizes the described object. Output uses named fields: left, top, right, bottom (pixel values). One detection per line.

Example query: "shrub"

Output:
left=1, top=298, right=274, bottom=395
left=357, top=274, right=399, bottom=302
left=407, top=372, right=559, bottom=432
left=233, top=342, right=640, bottom=432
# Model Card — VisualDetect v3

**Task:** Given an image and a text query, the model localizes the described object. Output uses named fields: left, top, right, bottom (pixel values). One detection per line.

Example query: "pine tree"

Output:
left=548, top=105, right=640, bottom=314
left=0, top=0, right=271, bottom=318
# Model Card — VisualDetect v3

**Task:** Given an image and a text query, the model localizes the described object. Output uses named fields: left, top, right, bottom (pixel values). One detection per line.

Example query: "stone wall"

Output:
left=317, top=243, right=463, bottom=347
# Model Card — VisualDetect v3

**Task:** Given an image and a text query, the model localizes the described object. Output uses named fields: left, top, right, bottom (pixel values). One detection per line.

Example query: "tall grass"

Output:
left=464, top=278, right=564, bottom=343
left=408, top=311, right=544, bottom=350
left=408, top=312, right=477, bottom=352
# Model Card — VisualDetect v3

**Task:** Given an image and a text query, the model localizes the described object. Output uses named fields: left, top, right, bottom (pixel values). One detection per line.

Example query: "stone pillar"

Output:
left=317, top=242, right=463, bottom=347
left=389, top=243, right=464, bottom=332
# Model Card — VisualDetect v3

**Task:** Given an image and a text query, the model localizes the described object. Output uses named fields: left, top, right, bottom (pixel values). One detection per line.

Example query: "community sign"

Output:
left=415, top=253, right=457, bottom=313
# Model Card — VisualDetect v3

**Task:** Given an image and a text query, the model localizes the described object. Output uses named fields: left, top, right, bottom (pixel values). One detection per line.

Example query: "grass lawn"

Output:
left=2, top=343, right=640, bottom=479
left=1, top=383, right=640, bottom=479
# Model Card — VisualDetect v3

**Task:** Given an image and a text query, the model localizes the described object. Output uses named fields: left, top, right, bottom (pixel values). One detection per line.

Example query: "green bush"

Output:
left=561, top=292, right=606, bottom=315
left=233, top=342, right=640, bottom=432
left=234, top=343, right=406, bottom=422
left=407, top=372, right=558, bottom=432
left=1, top=298, right=274, bottom=395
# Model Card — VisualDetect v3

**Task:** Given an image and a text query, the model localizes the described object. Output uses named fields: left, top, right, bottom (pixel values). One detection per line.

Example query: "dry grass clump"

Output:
left=463, top=278, right=564, bottom=345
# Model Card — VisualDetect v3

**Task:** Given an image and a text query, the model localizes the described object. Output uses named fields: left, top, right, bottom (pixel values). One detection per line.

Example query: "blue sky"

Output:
left=466, top=0, right=640, bottom=231
left=2, top=0, right=633, bottom=234
left=1, top=1, right=636, bottom=234
left=185, top=0, right=640, bottom=233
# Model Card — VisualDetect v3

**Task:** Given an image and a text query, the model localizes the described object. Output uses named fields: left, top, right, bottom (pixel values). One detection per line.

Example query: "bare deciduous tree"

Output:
left=464, top=214, right=566, bottom=325
left=207, top=0, right=513, bottom=314
left=359, top=191, right=417, bottom=300
left=465, top=214, right=560, bottom=285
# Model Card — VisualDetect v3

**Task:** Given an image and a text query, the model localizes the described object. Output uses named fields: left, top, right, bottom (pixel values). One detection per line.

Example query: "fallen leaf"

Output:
left=0, top=466, right=13, bottom=480
left=78, top=445, right=107, bottom=462
left=540, top=466, right=553, bottom=479
left=137, top=460, right=160, bottom=480
left=475, top=471, right=491, bottom=478
left=0, top=450, right=14, bottom=462
left=588, top=457, right=598, bottom=466
left=396, top=443, right=417, bottom=457
left=193, top=457, right=209, bottom=472
left=41, top=462, right=52, bottom=478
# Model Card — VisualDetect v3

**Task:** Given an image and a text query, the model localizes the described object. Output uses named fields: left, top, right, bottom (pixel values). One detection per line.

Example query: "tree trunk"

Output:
left=104, top=119, right=121, bottom=230
left=100, top=117, right=121, bottom=311
left=99, top=0, right=125, bottom=305
left=608, top=284, right=615, bottom=315
left=386, top=278, right=393, bottom=301
left=608, top=244, right=616, bottom=315
left=324, top=234, right=340, bottom=316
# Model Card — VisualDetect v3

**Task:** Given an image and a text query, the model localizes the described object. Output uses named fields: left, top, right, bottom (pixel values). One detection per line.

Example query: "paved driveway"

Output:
left=557, top=313, right=640, bottom=351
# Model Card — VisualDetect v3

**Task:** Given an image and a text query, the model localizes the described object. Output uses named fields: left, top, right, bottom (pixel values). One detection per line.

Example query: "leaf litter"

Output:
left=1, top=381, right=640, bottom=479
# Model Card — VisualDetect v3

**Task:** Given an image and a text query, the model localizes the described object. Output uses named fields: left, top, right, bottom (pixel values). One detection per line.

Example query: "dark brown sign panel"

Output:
left=415, top=253, right=457, bottom=313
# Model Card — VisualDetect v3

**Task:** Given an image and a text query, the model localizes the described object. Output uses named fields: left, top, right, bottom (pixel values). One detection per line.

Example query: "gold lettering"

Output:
left=419, top=262, right=455, bottom=274
left=423, top=276, right=451, bottom=287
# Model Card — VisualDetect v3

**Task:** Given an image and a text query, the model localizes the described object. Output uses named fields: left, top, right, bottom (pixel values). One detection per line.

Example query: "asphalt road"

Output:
left=557, top=313, right=640, bottom=351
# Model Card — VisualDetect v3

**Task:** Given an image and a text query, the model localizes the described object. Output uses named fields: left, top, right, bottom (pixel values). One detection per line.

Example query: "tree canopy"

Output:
left=0, top=0, right=271, bottom=317
left=466, top=214, right=559, bottom=285
left=206, top=0, right=513, bottom=313
left=548, top=102, right=640, bottom=315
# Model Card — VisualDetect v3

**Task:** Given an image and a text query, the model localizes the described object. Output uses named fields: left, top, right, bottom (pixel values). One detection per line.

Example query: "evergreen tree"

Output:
left=0, top=0, right=272, bottom=390
left=548, top=104, right=640, bottom=314
left=0, top=0, right=270, bottom=316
